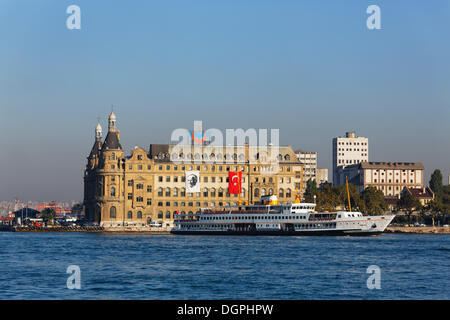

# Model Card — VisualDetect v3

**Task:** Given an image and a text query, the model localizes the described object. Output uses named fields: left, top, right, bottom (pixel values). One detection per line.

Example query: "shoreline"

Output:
left=386, top=226, right=450, bottom=234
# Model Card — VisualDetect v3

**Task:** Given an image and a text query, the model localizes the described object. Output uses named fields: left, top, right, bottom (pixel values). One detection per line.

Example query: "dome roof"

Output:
left=95, top=122, right=102, bottom=131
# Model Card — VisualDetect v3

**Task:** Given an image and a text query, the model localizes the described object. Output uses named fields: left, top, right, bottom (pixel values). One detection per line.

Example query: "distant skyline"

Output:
left=1, top=0, right=449, bottom=201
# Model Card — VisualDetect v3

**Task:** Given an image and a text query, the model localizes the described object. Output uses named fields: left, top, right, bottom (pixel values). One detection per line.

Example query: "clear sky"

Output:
left=0, top=0, right=449, bottom=202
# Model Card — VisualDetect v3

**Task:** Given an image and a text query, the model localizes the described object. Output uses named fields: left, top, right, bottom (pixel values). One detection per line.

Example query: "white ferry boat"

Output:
left=172, top=195, right=395, bottom=236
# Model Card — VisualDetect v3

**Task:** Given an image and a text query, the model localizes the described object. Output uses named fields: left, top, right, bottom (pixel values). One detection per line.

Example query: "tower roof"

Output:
left=101, top=131, right=122, bottom=151
left=109, top=112, right=116, bottom=121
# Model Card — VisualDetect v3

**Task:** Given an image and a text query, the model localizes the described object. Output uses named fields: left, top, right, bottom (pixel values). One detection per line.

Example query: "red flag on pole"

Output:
left=228, top=171, right=242, bottom=194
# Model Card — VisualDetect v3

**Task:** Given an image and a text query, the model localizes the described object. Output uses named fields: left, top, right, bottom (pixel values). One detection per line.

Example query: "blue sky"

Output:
left=0, top=0, right=449, bottom=201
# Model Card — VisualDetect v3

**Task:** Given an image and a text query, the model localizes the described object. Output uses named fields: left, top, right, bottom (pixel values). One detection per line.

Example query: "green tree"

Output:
left=360, top=186, right=388, bottom=215
left=40, top=208, right=55, bottom=226
left=334, top=183, right=363, bottom=212
left=429, top=169, right=444, bottom=203
left=304, top=179, right=317, bottom=203
left=398, top=192, right=421, bottom=226
left=426, top=199, right=444, bottom=227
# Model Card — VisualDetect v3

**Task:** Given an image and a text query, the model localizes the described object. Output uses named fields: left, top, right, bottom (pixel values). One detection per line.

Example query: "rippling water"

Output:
left=0, top=232, right=448, bottom=299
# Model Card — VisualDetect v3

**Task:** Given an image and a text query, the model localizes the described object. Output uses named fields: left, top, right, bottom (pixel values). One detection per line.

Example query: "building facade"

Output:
left=335, top=162, right=424, bottom=197
left=295, top=150, right=317, bottom=190
left=332, top=131, right=369, bottom=186
left=84, top=113, right=304, bottom=227
left=316, top=168, right=328, bottom=187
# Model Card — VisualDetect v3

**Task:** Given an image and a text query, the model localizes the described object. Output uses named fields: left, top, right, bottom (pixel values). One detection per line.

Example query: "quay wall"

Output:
left=386, top=226, right=450, bottom=234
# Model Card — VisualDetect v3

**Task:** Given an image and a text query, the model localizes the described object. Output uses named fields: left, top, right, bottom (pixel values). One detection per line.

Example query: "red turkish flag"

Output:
left=228, top=171, right=242, bottom=194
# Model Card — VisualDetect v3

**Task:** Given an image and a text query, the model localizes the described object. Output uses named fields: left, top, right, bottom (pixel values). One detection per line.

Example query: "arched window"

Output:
left=137, top=211, right=142, bottom=219
left=194, top=153, right=200, bottom=160
left=210, top=188, right=216, bottom=197
left=157, top=211, right=163, bottom=219
left=239, top=154, right=245, bottom=161
left=165, top=187, right=170, bottom=197
left=284, top=154, right=290, bottom=161
left=269, top=188, right=274, bottom=196
left=110, top=187, right=116, bottom=197
left=127, top=211, right=132, bottom=219
left=111, top=153, right=116, bottom=160
left=218, top=188, right=224, bottom=197
left=203, top=188, right=208, bottom=197
left=261, top=188, right=266, bottom=196
left=286, top=188, right=292, bottom=197
left=279, top=188, right=284, bottom=198
left=110, top=206, right=116, bottom=219
left=241, top=188, right=245, bottom=198
left=173, top=187, right=178, bottom=197
left=254, top=188, right=259, bottom=197
left=166, top=211, right=171, bottom=219
left=181, top=188, right=186, bottom=197
left=158, top=187, right=163, bottom=196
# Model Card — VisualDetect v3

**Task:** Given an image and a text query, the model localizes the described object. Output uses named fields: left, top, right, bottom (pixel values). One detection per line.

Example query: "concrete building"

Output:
left=335, top=162, right=424, bottom=197
left=316, top=168, right=328, bottom=187
left=332, top=131, right=369, bottom=186
left=295, top=150, right=317, bottom=191
left=84, top=113, right=304, bottom=228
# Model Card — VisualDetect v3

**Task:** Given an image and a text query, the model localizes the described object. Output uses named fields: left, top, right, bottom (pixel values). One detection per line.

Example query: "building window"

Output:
left=254, top=188, right=259, bottom=198
left=128, top=180, right=133, bottom=186
left=128, top=193, right=132, bottom=200
left=137, top=211, right=142, bottom=219
left=147, top=198, right=152, bottom=205
left=158, top=188, right=163, bottom=196
left=147, top=185, right=152, bottom=192
left=173, top=188, right=178, bottom=196
left=158, top=211, right=163, bottom=219
left=110, top=187, right=116, bottom=197
left=279, top=188, right=284, bottom=198
left=210, top=188, right=216, bottom=197
left=203, top=188, right=208, bottom=197
left=165, top=188, right=171, bottom=197
left=286, top=188, right=292, bottom=198
left=110, top=206, right=116, bottom=219
left=137, top=197, right=143, bottom=202
left=218, top=188, right=224, bottom=197
left=136, top=183, right=144, bottom=190
left=181, top=188, right=186, bottom=197
left=127, top=211, right=132, bottom=219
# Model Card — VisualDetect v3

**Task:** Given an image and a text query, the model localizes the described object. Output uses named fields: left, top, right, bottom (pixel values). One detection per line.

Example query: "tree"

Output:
left=398, top=192, right=421, bottom=226
left=429, top=169, right=444, bottom=203
left=426, top=199, right=444, bottom=227
left=304, top=179, right=317, bottom=203
left=40, top=208, right=55, bottom=226
left=360, top=186, right=388, bottom=215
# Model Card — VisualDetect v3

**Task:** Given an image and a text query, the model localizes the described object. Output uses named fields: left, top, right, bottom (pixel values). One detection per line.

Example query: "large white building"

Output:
left=332, top=131, right=369, bottom=186
left=335, top=162, right=424, bottom=197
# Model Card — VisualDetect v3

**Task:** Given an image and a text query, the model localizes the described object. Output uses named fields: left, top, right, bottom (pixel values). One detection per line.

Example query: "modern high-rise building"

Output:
left=332, top=131, right=369, bottom=186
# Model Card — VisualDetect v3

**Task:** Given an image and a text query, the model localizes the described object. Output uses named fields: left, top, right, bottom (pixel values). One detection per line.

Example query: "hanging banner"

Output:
left=185, top=171, right=200, bottom=193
